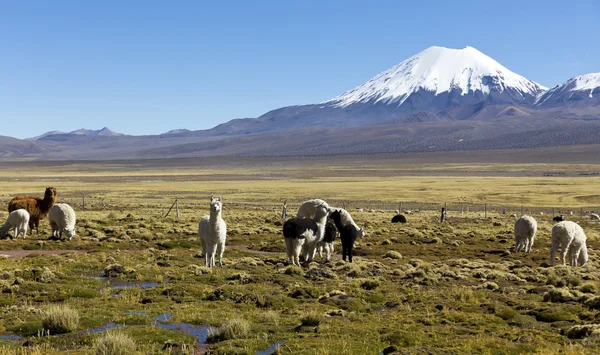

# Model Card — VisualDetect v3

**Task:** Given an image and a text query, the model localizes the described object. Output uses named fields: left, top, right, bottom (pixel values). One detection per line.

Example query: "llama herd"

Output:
left=0, top=188, right=593, bottom=269
left=0, top=187, right=77, bottom=241
left=197, top=196, right=593, bottom=269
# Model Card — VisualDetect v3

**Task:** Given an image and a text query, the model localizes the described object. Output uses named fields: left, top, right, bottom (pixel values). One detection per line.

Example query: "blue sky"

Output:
left=1, top=0, right=599, bottom=139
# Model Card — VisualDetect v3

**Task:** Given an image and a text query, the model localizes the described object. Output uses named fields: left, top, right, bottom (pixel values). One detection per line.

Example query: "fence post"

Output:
left=82, top=192, right=86, bottom=211
left=164, top=199, right=178, bottom=219
left=175, top=199, right=179, bottom=220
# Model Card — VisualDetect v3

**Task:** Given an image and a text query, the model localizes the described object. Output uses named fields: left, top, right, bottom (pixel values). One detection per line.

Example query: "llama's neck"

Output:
left=42, top=195, right=57, bottom=210
left=315, top=215, right=328, bottom=239
left=0, top=223, right=10, bottom=235
left=209, top=210, right=222, bottom=225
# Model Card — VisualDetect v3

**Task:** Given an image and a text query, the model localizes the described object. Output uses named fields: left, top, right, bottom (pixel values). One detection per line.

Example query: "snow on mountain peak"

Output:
left=571, top=73, right=600, bottom=93
left=327, top=46, right=547, bottom=107
left=535, top=73, right=600, bottom=106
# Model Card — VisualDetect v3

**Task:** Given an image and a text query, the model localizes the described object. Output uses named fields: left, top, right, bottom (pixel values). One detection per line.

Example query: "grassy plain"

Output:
left=0, top=158, right=600, bottom=354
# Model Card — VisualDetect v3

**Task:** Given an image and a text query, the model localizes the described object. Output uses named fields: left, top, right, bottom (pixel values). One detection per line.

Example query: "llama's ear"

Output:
left=210, top=195, right=214, bottom=201
left=219, top=197, right=222, bottom=202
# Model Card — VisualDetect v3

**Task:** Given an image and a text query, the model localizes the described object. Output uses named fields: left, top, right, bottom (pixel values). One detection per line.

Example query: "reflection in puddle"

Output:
left=257, top=342, right=284, bottom=355
left=90, top=276, right=167, bottom=295
left=86, top=313, right=209, bottom=344
left=86, top=322, right=126, bottom=334
left=0, top=333, right=23, bottom=341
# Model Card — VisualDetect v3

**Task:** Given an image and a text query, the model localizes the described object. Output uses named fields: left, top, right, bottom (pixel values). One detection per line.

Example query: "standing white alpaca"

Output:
left=514, top=215, right=537, bottom=252
left=0, top=209, right=30, bottom=239
left=198, top=196, right=227, bottom=268
left=550, top=221, right=588, bottom=267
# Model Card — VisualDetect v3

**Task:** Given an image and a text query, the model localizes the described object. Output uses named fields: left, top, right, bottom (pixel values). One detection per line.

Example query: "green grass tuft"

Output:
left=42, top=305, right=80, bottom=334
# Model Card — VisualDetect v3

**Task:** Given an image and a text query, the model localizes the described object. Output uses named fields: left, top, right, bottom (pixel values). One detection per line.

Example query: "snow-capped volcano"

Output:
left=327, top=46, right=547, bottom=108
left=536, top=73, right=600, bottom=107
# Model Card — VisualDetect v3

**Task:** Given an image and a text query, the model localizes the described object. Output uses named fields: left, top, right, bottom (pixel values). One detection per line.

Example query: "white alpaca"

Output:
left=550, top=221, right=588, bottom=267
left=513, top=215, right=537, bottom=252
left=198, top=196, right=227, bottom=268
left=48, top=203, right=77, bottom=240
left=0, top=209, right=30, bottom=239
left=590, top=213, right=600, bottom=221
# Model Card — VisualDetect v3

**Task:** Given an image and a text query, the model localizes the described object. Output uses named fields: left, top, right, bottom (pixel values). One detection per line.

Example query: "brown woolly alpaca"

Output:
left=8, top=187, right=58, bottom=233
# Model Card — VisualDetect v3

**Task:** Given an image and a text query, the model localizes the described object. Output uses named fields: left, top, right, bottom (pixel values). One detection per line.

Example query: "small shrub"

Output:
left=95, top=331, right=136, bottom=355
left=482, top=282, right=499, bottom=291
left=495, top=308, right=517, bottom=320
left=300, top=313, right=322, bottom=327
left=384, top=251, right=402, bottom=259
left=584, top=296, right=600, bottom=310
left=33, top=267, right=56, bottom=283
left=42, top=305, right=80, bottom=334
left=257, top=311, right=280, bottom=326
left=206, top=318, right=250, bottom=343
left=535, top=309, right=577, bottom=323
left=543, top=288, right=575, bottom=303
left=284, top=266, right=303, bottom=275
left=566, top=324, right=600, bottom=339
left=580, top=283, right=598, bottom=294
left=360, top=279, right=380, bottom=290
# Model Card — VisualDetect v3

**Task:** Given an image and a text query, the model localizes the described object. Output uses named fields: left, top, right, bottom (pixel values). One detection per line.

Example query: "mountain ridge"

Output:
left=4, top=46, right=599, bottom=160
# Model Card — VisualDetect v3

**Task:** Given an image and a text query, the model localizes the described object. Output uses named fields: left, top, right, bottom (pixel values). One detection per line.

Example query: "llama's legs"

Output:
left=217, top=241, right=225, bottom=267
left=13, top=226, right=20, bottom=240
left=550, top=240, right=558, bottom=265
left=527, top=237, right=534, bottom=253
left=348, top=242, right=354, bottom=263
left=205, top=244, right=215, bottom=267
left=515, top=240, right=524, bottom=252
left=560, top=245, right=569, bottom=266
left=22, top=224, right=27, bottom=239
left=293, top=240, right=304, bottom=266
left=200, top=237, right=207, bottom=258
left=570, top=249, right=580, bottom=267
left=285, top=238, right=294, bottom=265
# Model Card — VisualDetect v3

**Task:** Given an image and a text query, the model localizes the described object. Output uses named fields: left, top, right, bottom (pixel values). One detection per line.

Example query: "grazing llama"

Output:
left=283, top=203, right=329, bottom=266
left=198, top=196, right=227, bottom=267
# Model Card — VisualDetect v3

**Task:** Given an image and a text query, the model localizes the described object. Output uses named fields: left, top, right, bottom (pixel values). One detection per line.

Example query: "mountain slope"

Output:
left=327, top=46, right=546, bottom=108
left=33, top=127, right=125, bottom=142
left=209, top=46, right=548, bottom=136
left=536, top=73, right=600, bottom=107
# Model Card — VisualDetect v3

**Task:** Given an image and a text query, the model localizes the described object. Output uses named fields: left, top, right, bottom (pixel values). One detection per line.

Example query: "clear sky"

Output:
left=1, top=0, right=599, bottom=139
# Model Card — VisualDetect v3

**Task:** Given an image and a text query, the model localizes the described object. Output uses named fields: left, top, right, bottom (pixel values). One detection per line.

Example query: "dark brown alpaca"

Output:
left=8, top=187, right=58, bottom=233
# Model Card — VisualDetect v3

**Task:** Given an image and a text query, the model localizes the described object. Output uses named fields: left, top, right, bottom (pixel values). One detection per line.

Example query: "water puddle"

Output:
left=257, top=342, right=284, bottom=355
left=153, top=313, right=171, bottom=322
left=0, top=333, right=23, bottom=341
left=85, top=313, right=209, bottom=344
left=86, top=322, right=127, bottom=334
left=90, top=276, right=167, bottom=295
